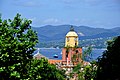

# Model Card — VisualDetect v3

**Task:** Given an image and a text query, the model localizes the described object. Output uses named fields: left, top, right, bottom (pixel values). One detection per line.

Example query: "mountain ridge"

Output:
left=32, top=25, right=120, bottom=42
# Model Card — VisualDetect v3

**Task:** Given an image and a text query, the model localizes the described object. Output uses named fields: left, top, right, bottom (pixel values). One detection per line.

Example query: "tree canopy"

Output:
left=96, top=36, right=120, bottom=80
left=0, top=14, right=65, bottom=80
left=0, top=13, right=38, bottom=79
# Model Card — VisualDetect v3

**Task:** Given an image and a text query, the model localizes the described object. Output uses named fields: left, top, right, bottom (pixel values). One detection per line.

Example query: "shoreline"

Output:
left=36, top=47, right=106, bottom=50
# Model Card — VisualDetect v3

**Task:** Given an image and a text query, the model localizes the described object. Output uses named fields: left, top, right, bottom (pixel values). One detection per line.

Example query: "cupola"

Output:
left=65, top=26, right=78, bottom=47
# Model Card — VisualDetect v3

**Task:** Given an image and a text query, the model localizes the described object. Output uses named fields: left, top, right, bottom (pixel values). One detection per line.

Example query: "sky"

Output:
left=0, top=0, right=120, bottom=28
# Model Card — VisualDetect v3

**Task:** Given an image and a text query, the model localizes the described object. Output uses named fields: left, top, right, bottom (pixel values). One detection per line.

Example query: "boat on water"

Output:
left=53, top=54, right=58, bottom=58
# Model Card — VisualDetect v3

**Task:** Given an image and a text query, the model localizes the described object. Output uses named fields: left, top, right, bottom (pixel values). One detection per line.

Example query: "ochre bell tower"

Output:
left=62, top=26, right=82, bottom=65
left=65, top=26, right=78, bottom=47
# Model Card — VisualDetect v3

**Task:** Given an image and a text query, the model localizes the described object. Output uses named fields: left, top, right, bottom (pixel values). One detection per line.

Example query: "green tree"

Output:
left=0, top=14, right=65, bottom=80
left=26, top=58, right=65, bottom=80
left=0, top=13, right=38, bottom=79
left=96, top=36, right=120, bottom=80
left=84, top=61, right=97, bottom=80
left=71, top=61, right=97, bottom=80
left=73, top=63, right=85, bottom=80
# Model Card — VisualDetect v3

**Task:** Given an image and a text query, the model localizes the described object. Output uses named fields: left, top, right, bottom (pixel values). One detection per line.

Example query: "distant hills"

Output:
left=32, top=25, right=120, bottom=42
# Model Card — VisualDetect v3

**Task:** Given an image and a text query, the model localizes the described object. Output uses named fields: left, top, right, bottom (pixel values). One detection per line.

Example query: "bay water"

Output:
left=37, top=48, right=105, bottom=61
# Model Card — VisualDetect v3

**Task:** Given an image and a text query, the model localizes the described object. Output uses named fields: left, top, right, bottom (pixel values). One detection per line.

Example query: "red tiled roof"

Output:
left=48, top=59, right=62, bottom=64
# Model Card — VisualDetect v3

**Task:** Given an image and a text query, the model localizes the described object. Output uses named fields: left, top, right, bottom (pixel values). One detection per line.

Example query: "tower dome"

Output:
left=65, top=26, right=79, bottom=47
left=66, top=31, right=78, bottom=37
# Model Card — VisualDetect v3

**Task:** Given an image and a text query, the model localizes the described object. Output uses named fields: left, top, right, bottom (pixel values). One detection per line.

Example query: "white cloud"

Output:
left=62, top=0, right=75, bottom=4
left=62, top=0, right=106, bottom=7
left=22, top=1, right=36, bottom=7
left=29, top=17, right=36, bottom=21
left=43, top=18, right=61, bottom=24
left=13, top=1, right=41, bottom=7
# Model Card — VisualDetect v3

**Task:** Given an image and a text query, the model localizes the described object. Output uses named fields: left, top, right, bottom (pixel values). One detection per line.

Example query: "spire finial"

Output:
left=70, top=25, right=74, bottom=31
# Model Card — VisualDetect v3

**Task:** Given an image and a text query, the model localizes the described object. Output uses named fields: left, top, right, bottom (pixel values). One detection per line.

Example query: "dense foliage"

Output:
left=96, top=36, right=120, bottom=80
left=70, top=36, right=120, bottom=80
left=71, top=61, right=97, bottom=80
left=0, top=13, right=38, bottom=79
left=0, top=14, right=65, bottom=80
left=26, top=58, right=65, bottom=80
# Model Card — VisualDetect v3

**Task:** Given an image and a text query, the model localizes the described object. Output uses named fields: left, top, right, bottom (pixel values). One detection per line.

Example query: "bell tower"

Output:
left=62, top=26, right=82, bottom=65
left=65, top=26, right=79, bottom=47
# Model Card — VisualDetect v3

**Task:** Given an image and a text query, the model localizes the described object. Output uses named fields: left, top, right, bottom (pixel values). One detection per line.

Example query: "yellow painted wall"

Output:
left=65, top=36, right=78, bottom=47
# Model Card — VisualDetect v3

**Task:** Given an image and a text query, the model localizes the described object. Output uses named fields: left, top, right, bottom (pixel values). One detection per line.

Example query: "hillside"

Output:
left=32, top=25, right=120, bottom=42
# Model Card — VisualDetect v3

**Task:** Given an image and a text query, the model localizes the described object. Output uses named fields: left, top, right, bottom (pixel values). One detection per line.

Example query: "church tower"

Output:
left=65, top=26, right=79, bottom=47
left=62, top=26, right=82, bottom=65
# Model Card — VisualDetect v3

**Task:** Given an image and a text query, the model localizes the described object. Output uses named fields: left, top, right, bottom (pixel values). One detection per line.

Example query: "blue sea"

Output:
left=34, top=48, right=106, bottom=61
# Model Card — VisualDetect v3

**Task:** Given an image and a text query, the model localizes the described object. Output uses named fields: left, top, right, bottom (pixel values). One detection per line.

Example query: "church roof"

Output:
left=66, top=26, right=78, bottom=37
left=66, top=31, right=78, bottom=37
left=33, top=48, right=48, bottom=59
